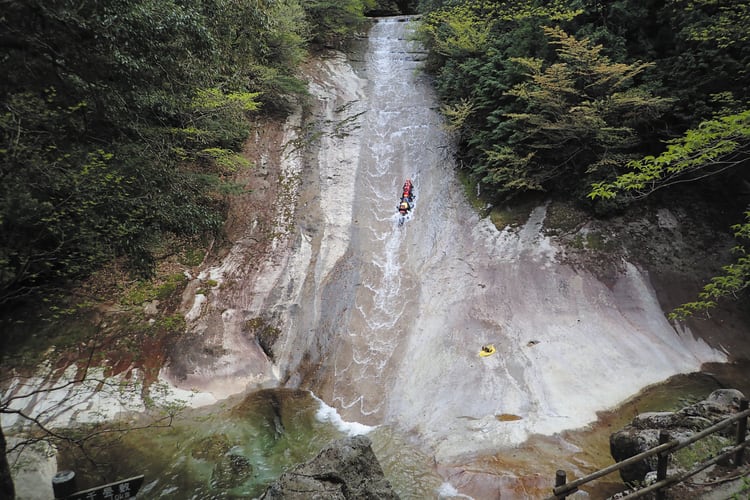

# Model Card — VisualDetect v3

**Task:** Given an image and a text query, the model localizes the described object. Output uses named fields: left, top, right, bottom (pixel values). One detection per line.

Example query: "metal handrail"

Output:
left=622, top=441, right=748, bottom=499
left=545, top=401, right=750, bottom=499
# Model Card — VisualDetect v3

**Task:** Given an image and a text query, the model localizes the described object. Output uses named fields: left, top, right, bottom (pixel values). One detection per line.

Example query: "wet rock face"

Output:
left=259, top=435, right=399, bottom=499
left=610, top=389, right=746, bottom=484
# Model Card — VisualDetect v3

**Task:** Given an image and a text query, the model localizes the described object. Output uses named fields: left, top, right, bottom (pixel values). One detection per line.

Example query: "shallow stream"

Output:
left=55, top=363, right=749, bottom=498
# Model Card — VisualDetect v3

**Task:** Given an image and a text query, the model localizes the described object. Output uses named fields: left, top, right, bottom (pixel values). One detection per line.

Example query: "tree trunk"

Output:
left=0, top=424, right=16, bottom=499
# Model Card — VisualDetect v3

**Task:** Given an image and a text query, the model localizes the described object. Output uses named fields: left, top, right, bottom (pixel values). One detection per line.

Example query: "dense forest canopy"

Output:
left=417, top=0, right=749, bottom=315
left=417, top=0, right=748, bottom=199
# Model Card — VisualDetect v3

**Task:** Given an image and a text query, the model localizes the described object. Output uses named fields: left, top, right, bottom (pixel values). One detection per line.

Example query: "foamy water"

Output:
left=313, top=393, right=376, bottom=436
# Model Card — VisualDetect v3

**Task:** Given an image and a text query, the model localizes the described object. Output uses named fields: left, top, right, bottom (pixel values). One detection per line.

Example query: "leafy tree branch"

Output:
left=590, top=110, right=750, bottom=200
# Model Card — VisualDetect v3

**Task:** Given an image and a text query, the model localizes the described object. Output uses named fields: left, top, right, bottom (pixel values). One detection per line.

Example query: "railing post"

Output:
left=554, top=469, right=567, bottom=499
left=52, top=470, right=76, bottom=499
left=656, top=430, right=670, bottom=500
left=736, top=399, right=749, bottom=467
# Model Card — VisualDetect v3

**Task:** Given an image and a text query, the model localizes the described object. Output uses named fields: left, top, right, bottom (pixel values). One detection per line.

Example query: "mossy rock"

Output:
left=246, top=317, right=281, bottom=361
left=211, top=452, right=253, bottom=490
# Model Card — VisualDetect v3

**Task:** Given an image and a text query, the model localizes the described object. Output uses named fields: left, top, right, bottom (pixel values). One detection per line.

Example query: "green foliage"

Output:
left=155, top=313, right=187, bottom=336
left=673, top=0, right=750, bottom=49
left=731, top=475, right=750, bottom=500
left=179, top=247, right=207, bottom=267
left=0, top=91, right=140, bottom=300
left=201, top=0, right=309, bottom=113
left=588, top=109, right=750, bottom=319
left=483, top=26, right=670, bottom=195
left=420, top=0, right=750, bottom=202
left=370, top=1, right=416, bottom=15
left=123, top=274, right=186, bottom=306
left=198, top=148, right=253, bottom=173
left=670, top=215, right=750, bottom=320
left=303, top=0, right=376, bottom=46
left=590, top=110, right=750, bottom=200
left=419, top=4, right=494, bottom=57
left=0, top=0, right=385, bottom=312
left=647, top=0, right=750, bottom=123
left=0, top=0, right=319, bottom=310
left=193, top=89, right=262, bottom=113
left=441, top=99, right=475, bottom=132
left=420, top=0, right=750, bottom=318
left=417, top=1, right=586, bottom=201
left=419, top=0, right=579, bottom=58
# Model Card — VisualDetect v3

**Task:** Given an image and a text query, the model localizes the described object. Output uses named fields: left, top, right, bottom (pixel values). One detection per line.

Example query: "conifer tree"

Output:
left=484, top=27, right=671, bottom=194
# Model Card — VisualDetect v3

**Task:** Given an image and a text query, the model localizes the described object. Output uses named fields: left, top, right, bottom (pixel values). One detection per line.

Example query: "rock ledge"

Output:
left=259, top=435, right=399, bottom=499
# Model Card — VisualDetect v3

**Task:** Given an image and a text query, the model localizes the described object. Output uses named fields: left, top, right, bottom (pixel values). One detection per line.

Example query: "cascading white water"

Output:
left=324, top=17, right=445, bottom=418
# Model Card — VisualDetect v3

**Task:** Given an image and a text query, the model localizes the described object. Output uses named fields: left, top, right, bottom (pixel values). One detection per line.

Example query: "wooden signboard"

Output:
left=66, top=475, right=144, bottom=500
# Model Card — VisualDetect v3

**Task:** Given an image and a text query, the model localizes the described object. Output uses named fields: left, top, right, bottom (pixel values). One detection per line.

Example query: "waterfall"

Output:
left=154, top=15, right=729, bottom=499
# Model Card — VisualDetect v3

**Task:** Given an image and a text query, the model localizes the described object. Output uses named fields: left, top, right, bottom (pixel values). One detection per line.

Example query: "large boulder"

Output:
left=259, top=435, right=400, bottom=499
left=610, top=389, right=746, bottom=484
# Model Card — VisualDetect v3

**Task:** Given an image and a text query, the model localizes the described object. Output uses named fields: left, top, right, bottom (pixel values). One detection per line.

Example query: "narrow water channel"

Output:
left=307, top=16, right=447, bottom=422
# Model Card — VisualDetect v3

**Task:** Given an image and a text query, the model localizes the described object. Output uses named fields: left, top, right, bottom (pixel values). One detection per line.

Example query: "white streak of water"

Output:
left=313, top=393, right=376, bottom=436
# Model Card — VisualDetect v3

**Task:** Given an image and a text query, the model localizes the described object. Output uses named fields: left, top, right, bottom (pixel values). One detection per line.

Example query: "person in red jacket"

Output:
left=402, top=179, right=414, bottom=201
left=397, top=179, right=414, bottom=218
